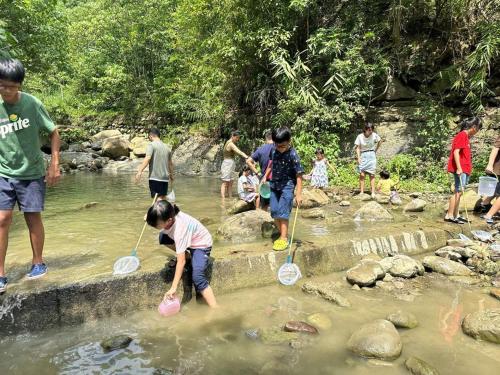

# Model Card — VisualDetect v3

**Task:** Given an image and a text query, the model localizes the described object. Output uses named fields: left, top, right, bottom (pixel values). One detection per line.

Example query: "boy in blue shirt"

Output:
left=262, top=127, right=303, bottom=251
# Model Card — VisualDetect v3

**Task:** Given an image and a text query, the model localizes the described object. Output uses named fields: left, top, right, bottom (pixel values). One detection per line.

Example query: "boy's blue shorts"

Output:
left=0, top=176, right=46, bottom=212
left=270, top=182, right=295, bottom=220
left=452, top=173, right=469, bottom=192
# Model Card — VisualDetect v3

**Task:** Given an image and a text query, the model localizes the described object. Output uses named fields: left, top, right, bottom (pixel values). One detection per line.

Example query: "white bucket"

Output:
left=478, top=176, right=497, bottom=197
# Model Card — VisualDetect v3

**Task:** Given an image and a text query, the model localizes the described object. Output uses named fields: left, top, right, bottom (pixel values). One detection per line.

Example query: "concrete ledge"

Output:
left=0, top=227, right=450, bottom=335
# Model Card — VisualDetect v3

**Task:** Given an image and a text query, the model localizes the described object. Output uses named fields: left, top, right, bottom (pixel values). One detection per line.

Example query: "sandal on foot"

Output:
left=0, top=277, right=7, bottom=293
left=456, top=216, right=471, bottom=223
left=481, top=215, right=494, bottom=225
left=444, top=217, right=464, bottom=224
left=273, top=239, right=288, bottom=251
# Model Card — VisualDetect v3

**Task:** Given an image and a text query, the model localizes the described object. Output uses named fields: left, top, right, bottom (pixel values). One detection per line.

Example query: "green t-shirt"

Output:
left=0, top=92, right=56, bottom=179
left=146, top=140, right=171, bottom=181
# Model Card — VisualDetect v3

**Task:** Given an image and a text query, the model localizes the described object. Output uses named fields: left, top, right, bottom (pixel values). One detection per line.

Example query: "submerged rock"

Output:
left=100, top=335, right=132, bottom=352
left=447, top=238, right=474, bottom=247
left=404, top=198, right=427, bottom=212
left=386, top=310, right=418, bottom=329
left=405, top=356, right=440, bottom=375
left=245, top=329, right=260, bottom=340
left=466, top=257, right=499, bottom=276
left=216, top=210, right=276, bottom=243
left=301, top=188, right=329, bottom=208
left=339, top=200, right=351, bottom=206
left=346, top=260, right=385, bottom=287
left=153, top=369, right=174, bottom=375
left=353, top=201, right=393, bottom=221
left=347, top=319, right=402, bottom=360
left=284, top=321, right=319, bottom=335
left=381, top=255, right=424, bottom=278
left=301, top=208, right=326, bottom=219
left=302, top=281, right=351, bottom=307
left=260, top=327, right=298, bottom=345
left=422, top=256, right=473, bottom=276
left=306, top=313, right=332, bottom=330
left=461, top=309, right=500, bottom=344
left=490, top=288, right=500, bottom=301
left=353, top=193, right=372, bottom=201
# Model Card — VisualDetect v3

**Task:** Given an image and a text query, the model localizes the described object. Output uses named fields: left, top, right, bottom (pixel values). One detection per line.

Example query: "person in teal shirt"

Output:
left=0, top=58, right=61, bottom=293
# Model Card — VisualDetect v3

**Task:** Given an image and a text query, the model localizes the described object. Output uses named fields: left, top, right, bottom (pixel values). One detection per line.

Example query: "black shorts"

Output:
left=159, top=232, right=175, bottom=245
left=486, top=173, right=500, bottom=196
left=149, top=180, right=168, bottom=198
left=260, top=197, right=270, bottom=208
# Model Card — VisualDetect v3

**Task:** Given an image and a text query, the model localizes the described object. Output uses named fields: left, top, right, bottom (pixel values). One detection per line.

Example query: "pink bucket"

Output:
left=158, top=296, right=181, bottom=317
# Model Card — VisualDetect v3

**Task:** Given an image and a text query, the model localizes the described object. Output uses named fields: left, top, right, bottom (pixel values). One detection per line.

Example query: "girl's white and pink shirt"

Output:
left=161, top=212, right=213, bottom=254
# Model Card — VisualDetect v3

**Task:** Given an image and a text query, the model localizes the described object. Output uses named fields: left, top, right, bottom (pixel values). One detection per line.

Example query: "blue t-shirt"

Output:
left=270, top=147, right=304, bottom=191
left=251, top=143, right=275, bottom=174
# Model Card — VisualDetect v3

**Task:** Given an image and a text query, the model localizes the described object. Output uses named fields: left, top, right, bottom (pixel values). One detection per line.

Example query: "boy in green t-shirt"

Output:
left=0, top=58, right=61, bottom=293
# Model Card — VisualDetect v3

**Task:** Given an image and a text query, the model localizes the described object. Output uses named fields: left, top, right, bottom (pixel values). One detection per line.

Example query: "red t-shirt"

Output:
left=447, top=131, right=472, bottom=174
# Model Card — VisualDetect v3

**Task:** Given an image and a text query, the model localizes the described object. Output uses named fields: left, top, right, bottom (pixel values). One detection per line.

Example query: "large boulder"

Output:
left=405, top=357, right=440, bottom=375
left=216, top=210, right=276, bottom=243
left=91, top=129, right=122, bottom=142
left=59, top=151, right=93, bottom=169
left=404, top=198, right=427, bottom=212
left=173, top=135, right=221, bottom=176
left=422, top=256, right=473, bottom=276
left=382, top=76, right=417, bottom=101
left=461, top=309, right=500, bottom=344
left=346, top=260, right=385, bottom=287
left=381, top=255, right=424, bottom=278
left=130, top=136, right=149, bottom=157
left=353, top=201, right=393, bottom=221
left=347, top=319, right=402, bottom=360
left=102, top=136, right=131, bottom=159
left=226, top=200, right=255, bottom=215
left=301, top=188, right=329, bottom=209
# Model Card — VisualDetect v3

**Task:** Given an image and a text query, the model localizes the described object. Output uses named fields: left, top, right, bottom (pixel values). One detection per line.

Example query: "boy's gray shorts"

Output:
left=0, top=176, right=46, bottom=212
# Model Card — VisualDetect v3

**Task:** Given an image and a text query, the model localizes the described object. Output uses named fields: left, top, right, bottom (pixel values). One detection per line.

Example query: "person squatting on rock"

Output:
left=355, top=123, right=383, bottom=198
left=479, top=134, right=500, bottom=225
left=0, top=58, right=61, bottom=293
left=220, top=130, right=248, bottom=199
left=262, top=126, right=304, bottom=252
left=237, top=165, right=259, bottom=207
left=307, top=148, right=337, bottom=189
left=444, top=117, right=482, bottom=224
left=135, top=128, right=174, bottom=201
left=146, top=200, right=217, bottom=308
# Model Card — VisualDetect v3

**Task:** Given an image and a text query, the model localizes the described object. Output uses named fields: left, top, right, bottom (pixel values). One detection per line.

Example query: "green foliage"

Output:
left=381, top=154, right=419, bottom=180
left=60, top=127, right=89, bottom=144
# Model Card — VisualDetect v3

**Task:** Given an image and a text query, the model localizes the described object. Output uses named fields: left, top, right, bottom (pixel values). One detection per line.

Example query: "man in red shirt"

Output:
left=444, top=117, right=482, bottom=224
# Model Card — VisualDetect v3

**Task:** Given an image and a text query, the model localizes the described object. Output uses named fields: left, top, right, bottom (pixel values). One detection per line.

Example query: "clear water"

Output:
left=4, top=173, right=440, bottom=292
left=1, top=272, right=498, bottom=374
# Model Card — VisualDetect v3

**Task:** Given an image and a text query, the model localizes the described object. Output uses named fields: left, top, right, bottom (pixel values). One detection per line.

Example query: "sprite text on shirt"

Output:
left=0, top=115, right=31, bottom=139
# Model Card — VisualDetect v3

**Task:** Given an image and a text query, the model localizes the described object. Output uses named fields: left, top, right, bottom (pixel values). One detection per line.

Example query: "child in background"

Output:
left=377, top=170, right=399, bottom=195
left=308, top=148, right=336, bottom=189
left=444, top=117, right=482, bottom=224
left=262, top=127, right=304, bottom=251
left=237, top=166, right=258, bottom=204
left=146, top=201, right=217, bottom=308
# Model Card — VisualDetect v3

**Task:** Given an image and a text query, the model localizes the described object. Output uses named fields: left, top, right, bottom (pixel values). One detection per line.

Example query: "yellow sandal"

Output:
left=273, top=238, right=289, bottom=251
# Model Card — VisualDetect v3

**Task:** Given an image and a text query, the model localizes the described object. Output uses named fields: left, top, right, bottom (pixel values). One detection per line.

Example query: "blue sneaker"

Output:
left=26, top=263, right=48, bottom=279
left=0, top=277, right=7, bottom=293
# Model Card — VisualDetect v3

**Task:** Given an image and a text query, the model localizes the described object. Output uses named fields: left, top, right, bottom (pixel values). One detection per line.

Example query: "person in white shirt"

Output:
left=354, top=123, right=382, bottom=197
left=237, top=166, right=257, bottom=203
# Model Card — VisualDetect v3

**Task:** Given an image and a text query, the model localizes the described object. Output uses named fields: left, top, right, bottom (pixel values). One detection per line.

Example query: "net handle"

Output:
left=287, top=204, right=300, bottom=260
left=133, top=193, right=158, bottom=254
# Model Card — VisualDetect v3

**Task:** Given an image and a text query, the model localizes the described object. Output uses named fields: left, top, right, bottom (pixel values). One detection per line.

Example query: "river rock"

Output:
left=102, top=136, right=131, bottom=159
left=130, top=136, right=149, bottom=157
left=383, top=76, right=417, bottom=101
left=346, top=260, right=385, bottom=287
left=443, top=189, right=481, bottom=211
left=339, top=200, right=351, bottom=207
left=92, top=129, right=122, bottom=141
left=390, top=194, right=403, bottom=205
left=435, top=246, right=462, bottom=262
left=381, top=255, right=425, bottom=278
left=490, top=288, right=500, bottom=300
left=68, top=143, right=85, bottom=152
left=260, top=327, right=298, bottom=345
left=447, top=238, right=474, bottom=247
left=152, top=368, right=174, bottom=375
left=404, top=198, right=427, bottom=212
left=100, top=335, right=132, bottom=352
left=354, top=193, right=372, bottom=201
left=301, top=188, right=329, bottom=209
left=461, top=309, right=500, bottom=344
left=60, top=151, right=94, bottom=169
left=284, top=321, right=319, bottom=335
left=306, top=313, right=332, bottom=330
left=347, top=319, right=402, bottom=360
left=302, top=282, right=351, bottom=307
left=422, top=256, right=473, bottom=276
left=301, top=208, right=325, bottom=219
left=404, top=356, right=440, bottom=375
left=375, top=194, right=390, bottom=204
left=466, top=257, right=499, bottom=276
left=216, top=210, right=276, bottom=243
left=386, top=310, right=418, bottom=328
left=353, top=201, right=393, bottom=221
left=226, top=200, right=255, bottom=215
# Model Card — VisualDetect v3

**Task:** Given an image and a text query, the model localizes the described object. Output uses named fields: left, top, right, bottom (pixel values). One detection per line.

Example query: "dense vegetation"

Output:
left=1, top=0, right=498, bottom=189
